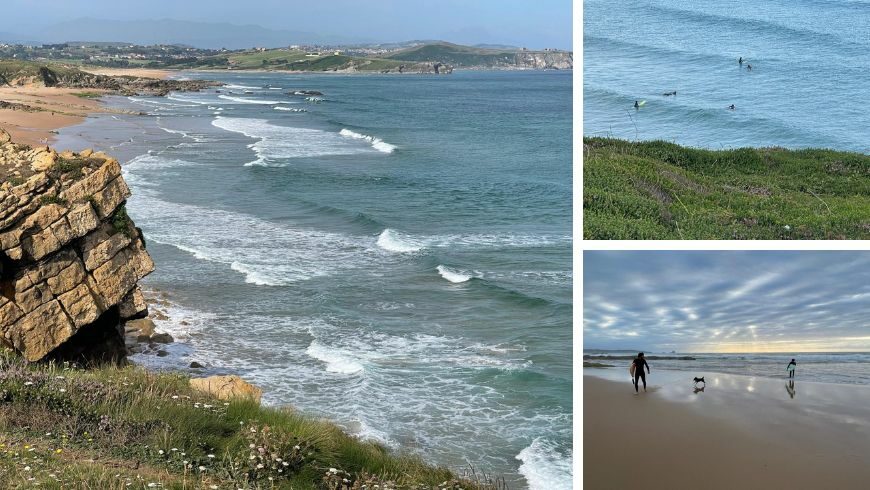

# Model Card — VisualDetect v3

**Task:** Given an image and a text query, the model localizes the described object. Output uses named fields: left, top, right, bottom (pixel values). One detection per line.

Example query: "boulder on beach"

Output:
left=189, top=375, right=263, bottom=403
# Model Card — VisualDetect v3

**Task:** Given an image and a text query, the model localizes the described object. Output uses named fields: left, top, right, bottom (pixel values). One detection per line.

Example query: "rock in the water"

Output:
left=189, top=361, right=204, bottom=369
left=189, top=375, right=262, bottom=403
left=150, top=332, right=174, bottom=344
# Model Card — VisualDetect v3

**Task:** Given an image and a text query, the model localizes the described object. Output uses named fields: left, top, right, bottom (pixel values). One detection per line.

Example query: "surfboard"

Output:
left=787, top=365, right=795, bottom=372
left=629, top=362, right=636, bottom=377
left=638, top=100, right=647, bottom=107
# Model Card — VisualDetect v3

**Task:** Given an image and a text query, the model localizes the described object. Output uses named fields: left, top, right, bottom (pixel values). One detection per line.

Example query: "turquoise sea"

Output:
left=55, top=70, right=573, bottom=489
left=584, top=0, right=870, bottom=152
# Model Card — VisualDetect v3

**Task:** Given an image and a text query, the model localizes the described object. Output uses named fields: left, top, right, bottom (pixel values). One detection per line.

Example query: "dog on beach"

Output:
left=693, top=376, right=705, bottom=385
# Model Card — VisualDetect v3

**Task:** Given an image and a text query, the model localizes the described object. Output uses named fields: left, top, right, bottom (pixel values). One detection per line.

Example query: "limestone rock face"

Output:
left=190, top=375, right=263, bottom=403
left=0, top=137, right=153, bottom=362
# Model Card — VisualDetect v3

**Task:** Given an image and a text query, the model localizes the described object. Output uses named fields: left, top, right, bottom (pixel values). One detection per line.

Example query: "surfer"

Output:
left=787, top=359, right=796, bottom=378
left=728, top=104, right=736, bottom=110
left=632, top=352, right=651, bottom=393
left=746, top=64, right=752, bottom=71
left=634, top=100, right=639, bottom=109
left=738, top=56, right=744, bottom=65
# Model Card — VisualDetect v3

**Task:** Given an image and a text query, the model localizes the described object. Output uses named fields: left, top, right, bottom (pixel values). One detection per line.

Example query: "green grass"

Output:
left=70, top=91, right=103, bottom=99
left=583, top=137, right=870, bottom=239
left=0, top=355, right=494, bottom=489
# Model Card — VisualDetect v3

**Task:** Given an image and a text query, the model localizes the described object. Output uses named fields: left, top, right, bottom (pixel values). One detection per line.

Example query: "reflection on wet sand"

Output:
left=786, top=379, right=796, bottom=399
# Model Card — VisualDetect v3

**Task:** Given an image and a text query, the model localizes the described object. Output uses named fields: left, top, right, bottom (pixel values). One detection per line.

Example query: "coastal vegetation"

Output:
left=0, top=42, right=571, bottom=73
left=0, top=354, right=492, bottom=489
left=584, top=138, right=870, bottom=239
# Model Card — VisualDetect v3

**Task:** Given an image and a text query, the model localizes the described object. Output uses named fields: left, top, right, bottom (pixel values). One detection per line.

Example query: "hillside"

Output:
left=0, top=60, right=216, bottom=94
left=583, top=138, right=870, bottom=239
left=0, top=354, right=493, bottom=489
left=385, top=42, right=572, bottom=69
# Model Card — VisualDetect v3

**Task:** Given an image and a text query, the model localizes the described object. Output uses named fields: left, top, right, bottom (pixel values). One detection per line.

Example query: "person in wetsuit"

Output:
left=633, top=352, right=651, bottom=393
left=634, top=100, right=640, bottom=109
left=787, top=358, right=796, bottom=378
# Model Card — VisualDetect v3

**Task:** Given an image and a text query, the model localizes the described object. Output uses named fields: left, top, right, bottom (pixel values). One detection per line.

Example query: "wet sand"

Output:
left=584, top=371, right=870, bottom=489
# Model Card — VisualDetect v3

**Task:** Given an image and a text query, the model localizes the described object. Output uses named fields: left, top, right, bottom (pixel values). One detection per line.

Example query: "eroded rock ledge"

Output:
left=0, top=129, right=153, bottom=362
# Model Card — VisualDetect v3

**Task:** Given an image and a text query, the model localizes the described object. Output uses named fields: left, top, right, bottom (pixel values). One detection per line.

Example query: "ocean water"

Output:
left=55, top=70, right=573, bottom=489
left=585, top=351, right=870, bottom=385
left=584, top=0, right=870, bottom=152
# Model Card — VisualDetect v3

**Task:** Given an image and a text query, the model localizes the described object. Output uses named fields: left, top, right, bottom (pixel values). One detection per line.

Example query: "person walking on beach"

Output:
left=632, top=352, right=650, bottom=393
left=787, top=358, right=797, bottom=378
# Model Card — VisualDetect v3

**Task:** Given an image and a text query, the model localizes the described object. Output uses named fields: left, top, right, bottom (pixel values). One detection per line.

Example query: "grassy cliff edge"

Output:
left=583, top=137, right=870, bottom=239
left=0, top=355, right=493, bottom=489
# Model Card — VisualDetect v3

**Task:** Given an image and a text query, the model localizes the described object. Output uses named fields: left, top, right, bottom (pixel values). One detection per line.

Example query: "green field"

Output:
left=0, top=355, right=494, bottom=489
left=386, top=42, right=517, bottom=67
left=583, top=138, right=870, bottom=239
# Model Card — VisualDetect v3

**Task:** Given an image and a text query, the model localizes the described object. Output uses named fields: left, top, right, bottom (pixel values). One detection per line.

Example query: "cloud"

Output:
left=584, top=251, right=870, bottom=352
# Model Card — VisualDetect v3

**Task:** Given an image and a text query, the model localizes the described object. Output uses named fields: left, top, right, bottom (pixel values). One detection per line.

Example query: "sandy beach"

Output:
left=0, top=67, right=172, bottom=146
left=79, top=67, right=171, bottom=79
left=0, top=86, right=108, bottom=146
left=584, top=370, right=870, bottom=489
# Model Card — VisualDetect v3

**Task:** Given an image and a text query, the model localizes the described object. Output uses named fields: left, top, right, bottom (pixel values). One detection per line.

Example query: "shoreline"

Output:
left=584, top=372, right=870, bottom=489
left=0, top=86, right=107, bottom=147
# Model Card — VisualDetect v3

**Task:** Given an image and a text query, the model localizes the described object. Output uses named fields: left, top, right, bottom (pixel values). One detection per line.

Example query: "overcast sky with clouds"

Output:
left=584, top=251, right=870, bottom=353
left=0, top=0, right=572, bottom=49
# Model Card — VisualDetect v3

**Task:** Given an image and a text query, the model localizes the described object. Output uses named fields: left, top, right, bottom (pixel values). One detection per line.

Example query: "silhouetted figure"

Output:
left=739, top=56, right=744, bottom=65
left=747, top=64, right=752, bottom=71
left=634, top=100, right=639, bottom=109
left=787, top=359, right=796, bottom=378
left=728, top=104, right=736, bottom=110
left=632, top=352, right=650, bottom=393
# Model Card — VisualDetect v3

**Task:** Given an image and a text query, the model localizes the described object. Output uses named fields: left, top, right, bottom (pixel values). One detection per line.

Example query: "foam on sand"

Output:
left=436, top=265, right=472, bottom=283
left=516, top=438, right=573, bottom=490
left=339, top=128, right=397, bottom=153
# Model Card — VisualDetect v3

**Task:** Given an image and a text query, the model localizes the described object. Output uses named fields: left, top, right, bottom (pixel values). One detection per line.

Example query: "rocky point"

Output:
left=0, top=128, right=154, bottom=363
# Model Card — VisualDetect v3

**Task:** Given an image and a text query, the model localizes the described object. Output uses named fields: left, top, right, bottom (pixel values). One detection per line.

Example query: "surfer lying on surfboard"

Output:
left=631, top=353, right=651, bottom=393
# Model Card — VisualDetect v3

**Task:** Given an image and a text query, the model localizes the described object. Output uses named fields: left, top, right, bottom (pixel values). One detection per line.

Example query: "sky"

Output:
left=584, top=251, right=870, bottom=353
left=0, top=0, right=572, bottom=49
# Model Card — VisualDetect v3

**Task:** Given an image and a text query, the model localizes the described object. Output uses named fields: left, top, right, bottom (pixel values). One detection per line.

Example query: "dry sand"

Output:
left=584, top=373, right=870, bottom=489
left=79, top=67, right=171, bottom=79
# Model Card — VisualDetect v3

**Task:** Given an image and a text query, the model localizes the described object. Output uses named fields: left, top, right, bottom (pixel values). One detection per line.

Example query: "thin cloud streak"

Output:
left=584, top=251, right=870, bottom=353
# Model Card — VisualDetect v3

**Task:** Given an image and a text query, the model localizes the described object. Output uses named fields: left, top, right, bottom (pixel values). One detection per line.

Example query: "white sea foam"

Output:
left=516, top=438, right=573, bottom=490
left=225, top=84, right=260, bottom=90
left=218, top=94, right=283, bottom=105
left=129, top=96, right=197, bottom=108
left=436, top=265, right=472, bottom=283
left=274, top=106, right=307, bottom=112
left=167, top=93, right=211, bottom=105
left=305, top=341, right=365, bottom=374
left=124, top=154, right=386, bottom=285
left=376, top=228, right=570, bottom=254
left=339, top=128, right=397, bottom=154
left=376, top=229, right=422, bottom=253
left=211, top=116, right=370, bottom=165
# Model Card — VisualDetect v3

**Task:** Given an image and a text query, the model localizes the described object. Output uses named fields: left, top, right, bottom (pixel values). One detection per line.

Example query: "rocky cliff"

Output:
left=0, top=129, right=153, bottom=363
